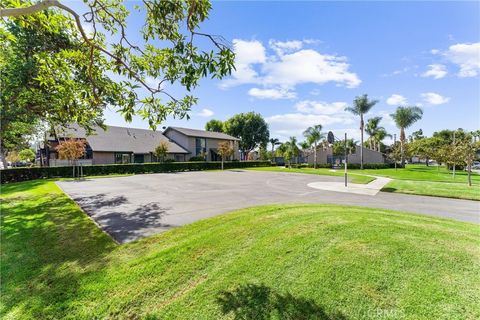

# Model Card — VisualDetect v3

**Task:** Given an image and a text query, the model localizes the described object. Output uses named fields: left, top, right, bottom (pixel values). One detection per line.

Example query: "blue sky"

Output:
left=86, top=1, right=479, bottom=143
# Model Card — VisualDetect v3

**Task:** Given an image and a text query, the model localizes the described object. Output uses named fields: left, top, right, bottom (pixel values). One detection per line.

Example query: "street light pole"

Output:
left=344, top=132, right=348, bottom=187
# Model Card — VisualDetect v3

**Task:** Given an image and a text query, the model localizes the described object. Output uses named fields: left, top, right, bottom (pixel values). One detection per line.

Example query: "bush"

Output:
left=0, top=161, right=272, bottom=184
left=284, top=163, right=402, bottom=169
left=188, top=156, right=206, bottom=162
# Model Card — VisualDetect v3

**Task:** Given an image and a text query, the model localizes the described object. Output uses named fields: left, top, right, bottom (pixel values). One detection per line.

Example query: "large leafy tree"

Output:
left=224, top=112, right=269, bottom=158
left=409, top=137, right=442, bottom=166
left=390, top=106, right=423, bottom=166
left=303, top=124, right=323, bottom=169
left=345, top=94, right=378, bottom=169
left=1, top=0, right=234, bottom=162
left=205, top=119, right=224, bottom=132
left=0, top=14, right=111, bottom=166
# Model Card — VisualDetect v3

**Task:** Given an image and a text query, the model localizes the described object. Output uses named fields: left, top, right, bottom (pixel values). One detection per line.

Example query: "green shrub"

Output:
left=0, top=161, right=272, bottom=184
left=188, top=156, right=206, bottom=161
left=285, top=163, right=402, bottom=169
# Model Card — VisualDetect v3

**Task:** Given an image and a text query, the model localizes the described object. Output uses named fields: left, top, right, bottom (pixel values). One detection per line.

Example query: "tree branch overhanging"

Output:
left=1, top=0, right=171, bottom=97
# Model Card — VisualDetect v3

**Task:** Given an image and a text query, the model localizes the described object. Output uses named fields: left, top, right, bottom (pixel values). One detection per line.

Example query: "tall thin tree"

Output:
left=365, top=117, right=382, bottom=150
left=390, top=106, right=423, bottom=166
left=303, top=124, right=323, bottom=169
left=345, top=94, right=379, bottom=169
left=269, top=138, right=280, bottom=161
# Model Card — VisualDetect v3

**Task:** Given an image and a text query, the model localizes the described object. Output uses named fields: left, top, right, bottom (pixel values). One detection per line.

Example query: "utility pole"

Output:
left=344, top=132, right=348, bottom=187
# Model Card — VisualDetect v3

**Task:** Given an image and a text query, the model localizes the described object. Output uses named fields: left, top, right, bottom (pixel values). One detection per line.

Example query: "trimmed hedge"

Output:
left=288, top=163, right=402, bottom=169
left=0, top=161, right=272, bottom=184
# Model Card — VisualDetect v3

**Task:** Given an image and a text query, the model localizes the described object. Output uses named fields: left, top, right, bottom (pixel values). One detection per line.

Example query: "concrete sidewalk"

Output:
left=308, top=176, right=392, bottom=196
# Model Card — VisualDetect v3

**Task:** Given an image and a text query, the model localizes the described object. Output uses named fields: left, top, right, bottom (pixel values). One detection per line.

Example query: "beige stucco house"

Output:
left=42, top=124, right=240, bottom=166
left=163, top=127, right=240, bottom=161
left=302, top=145, right=384, bottom=165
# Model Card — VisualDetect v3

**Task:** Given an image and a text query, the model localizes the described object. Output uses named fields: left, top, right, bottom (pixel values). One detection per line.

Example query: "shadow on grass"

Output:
left=217, top=284, right=346, bottom=320
left=1, top=186, right=116, bottom=317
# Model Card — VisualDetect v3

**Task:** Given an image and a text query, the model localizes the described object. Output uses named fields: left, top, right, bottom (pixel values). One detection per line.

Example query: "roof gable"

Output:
left=54, top=124, right=189, bottom=154
left=164, top=126, right=240, bottom=141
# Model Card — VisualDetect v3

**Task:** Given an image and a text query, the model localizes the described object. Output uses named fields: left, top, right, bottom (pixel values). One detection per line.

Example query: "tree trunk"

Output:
left=0, top=145, right=8, bottom=169
left=314, top=141, right=317, bottom=169
left=221, top=157, right=224, bottom=170
left=467, top=164, right=472, bottom=186
left=400, top=127, right=405, bottom=167
left=360, top=115, right=364, bottom=169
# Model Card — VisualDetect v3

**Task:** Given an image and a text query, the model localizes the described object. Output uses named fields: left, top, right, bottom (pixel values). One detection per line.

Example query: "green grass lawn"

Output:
left=2, top=180, right=479, bottom=319
left=248, top=165, right=480, bottom=200
left=245, top=166, right=376, bottom=184
left=361, top=164, right=480, bottom=185
left=381, top=180, right=480, bottom=201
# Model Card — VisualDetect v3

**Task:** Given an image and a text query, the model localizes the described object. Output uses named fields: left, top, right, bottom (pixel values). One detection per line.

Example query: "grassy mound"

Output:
left=1, top=181, right=479, bottom=319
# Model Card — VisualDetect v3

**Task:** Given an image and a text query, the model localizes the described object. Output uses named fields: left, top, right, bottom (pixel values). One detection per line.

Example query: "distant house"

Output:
left=163, top=127, right=240, bottom=161
left=40, top=124, right=241, bottom=166
left=302, top=145, right=385, bottom=165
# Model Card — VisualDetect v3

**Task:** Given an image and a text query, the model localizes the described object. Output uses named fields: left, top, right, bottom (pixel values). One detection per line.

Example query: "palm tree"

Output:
left=345, top=94, right=379, bottom=169
left=365, top=117, right=382, bottom=150
left=269, top=138, right=280, bottom=161
left=390, top=106, right=423, bottom=166
left=374, top=128, right=391, bottom=152
left=303, top=124, right=323, bottom=169
left=288, top=136, right=300, bottom=164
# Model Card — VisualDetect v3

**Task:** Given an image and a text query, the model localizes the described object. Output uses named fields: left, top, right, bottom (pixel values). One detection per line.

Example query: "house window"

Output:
left=195, top=138, right=207, bottom=158
left=115, top=153, right=131, bottom=164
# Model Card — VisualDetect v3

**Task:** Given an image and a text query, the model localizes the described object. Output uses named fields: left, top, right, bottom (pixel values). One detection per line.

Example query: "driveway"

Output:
left=57, top=170, right=480, bottom=243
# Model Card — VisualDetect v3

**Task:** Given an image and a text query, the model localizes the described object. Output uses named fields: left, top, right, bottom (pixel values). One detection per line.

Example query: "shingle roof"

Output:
left=54, top=124, right=189, bottom=154
left=165, top=126, right=240, bottom=141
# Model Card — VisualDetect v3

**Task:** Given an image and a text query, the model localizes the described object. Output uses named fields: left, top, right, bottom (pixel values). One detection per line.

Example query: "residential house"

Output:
left=41, top=124, right=241, bottom=166
left=303, top=145, right=384, bottom=165
left=163, top=127, right=240, bottom=161
left=43, top=124, right=189, bottom=166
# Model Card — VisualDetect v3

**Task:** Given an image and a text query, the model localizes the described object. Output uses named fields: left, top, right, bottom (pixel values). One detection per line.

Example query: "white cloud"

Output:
left=430, top=49, right=440, bottom=55
left=374, top=110, right=396, bottom=127
left=269, top=39, right=303, bottom=56
left=220, top=39, right=266, bottom=88
left=421, top=64, right=447, bottom=79
left=221, top=39, right=361, bottom=96
left=444, top=42, right=480, bottom=77
left=294, top=100, right=348, bottom=115
left=197, top=108, right=214, bottom=117
left=421, top=92, right=450, bottom=105
left=248, top=87, right=296, bottom=100
left=262, top=49, right=361, bottom=88
left=266, top=100, right=354, bottom=140
left=266, top=113, right=354, bottom=139
left=386, top=94, right=408, bottom=106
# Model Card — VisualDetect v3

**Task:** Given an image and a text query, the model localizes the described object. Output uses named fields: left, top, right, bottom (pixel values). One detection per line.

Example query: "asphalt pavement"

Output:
left=57, top=170, right=480, bottom=243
